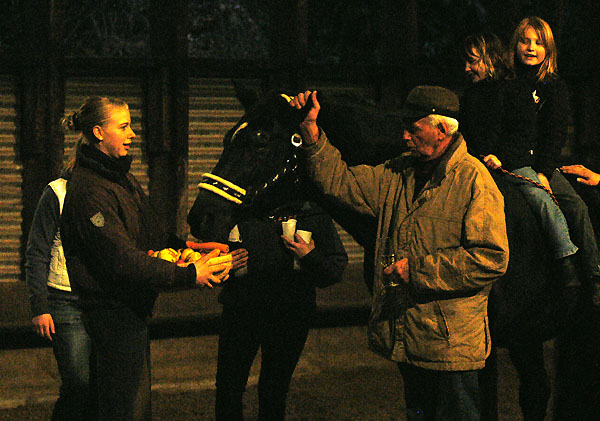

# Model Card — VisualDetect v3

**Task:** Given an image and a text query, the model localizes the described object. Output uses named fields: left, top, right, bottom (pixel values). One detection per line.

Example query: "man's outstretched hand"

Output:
left=289, top=90, right=320, bottom=146
left=560, top=164, right=600, bottom=187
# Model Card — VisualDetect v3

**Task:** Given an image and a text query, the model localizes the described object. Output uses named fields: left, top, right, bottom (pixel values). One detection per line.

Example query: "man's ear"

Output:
left=92, top=125, right=104, bottom=142
left=437, top=121, right=449, bottom=136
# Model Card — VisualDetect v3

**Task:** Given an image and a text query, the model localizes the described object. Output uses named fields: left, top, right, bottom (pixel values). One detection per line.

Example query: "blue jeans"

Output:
left=49, top=296, right=94, bottom=421
left=504, top=167, right=578, bottom=259
left=398, top=363, right=481, bottom=421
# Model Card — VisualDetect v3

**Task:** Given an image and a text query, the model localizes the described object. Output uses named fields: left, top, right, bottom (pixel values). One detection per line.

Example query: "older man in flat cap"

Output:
left=290, top=86, right=509, bottom=420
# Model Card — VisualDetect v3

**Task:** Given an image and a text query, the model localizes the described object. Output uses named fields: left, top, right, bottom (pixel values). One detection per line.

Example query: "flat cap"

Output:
left=401, top=85, right=460, bottom=121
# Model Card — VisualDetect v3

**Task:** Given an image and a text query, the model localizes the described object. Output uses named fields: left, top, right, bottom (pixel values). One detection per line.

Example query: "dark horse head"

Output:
left=187, top=89, right=406, bottom=247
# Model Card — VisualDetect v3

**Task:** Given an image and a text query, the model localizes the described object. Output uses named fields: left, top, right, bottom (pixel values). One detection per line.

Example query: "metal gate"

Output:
left=0, top=75, right=21, bottom=284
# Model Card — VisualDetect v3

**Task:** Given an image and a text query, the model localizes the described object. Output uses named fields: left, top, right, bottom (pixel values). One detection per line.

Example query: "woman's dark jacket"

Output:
left=515, top=63, right=571, bottom=179
left=460, top=77, right=538, bottom=172
left=218, top=201, right=348, bottom=309
left=61, top=144, right=195, bottom=318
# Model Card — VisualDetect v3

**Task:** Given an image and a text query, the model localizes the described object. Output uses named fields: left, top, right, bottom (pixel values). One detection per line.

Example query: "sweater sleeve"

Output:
left=297, top=210, right=348, bottom=288
left=24, top=186, right=59, bottom=316
left=532, top=78, right=570, bottom=178
left=67, top=186, right=194, bottom=292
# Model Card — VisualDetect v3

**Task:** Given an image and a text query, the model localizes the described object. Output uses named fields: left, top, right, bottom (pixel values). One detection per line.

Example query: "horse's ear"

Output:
left=232, top=80, right=260, bottom=112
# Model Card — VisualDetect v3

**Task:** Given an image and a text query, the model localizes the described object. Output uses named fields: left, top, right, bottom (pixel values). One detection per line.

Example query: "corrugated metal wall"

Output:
left=186, top=77, right=252, bottom=239
left=0, top=75, right=21, bottom=284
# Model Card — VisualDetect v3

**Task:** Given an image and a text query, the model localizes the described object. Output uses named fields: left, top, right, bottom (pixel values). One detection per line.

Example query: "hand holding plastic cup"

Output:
left=295, top=229, right=312, bottom=243
left=282, top=218, right=297, bottom=241
left=293, top=230, right=312, bottom=270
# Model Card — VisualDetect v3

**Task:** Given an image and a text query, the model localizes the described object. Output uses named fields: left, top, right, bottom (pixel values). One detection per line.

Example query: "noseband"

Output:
left=198, top=133, right=303, bottom=210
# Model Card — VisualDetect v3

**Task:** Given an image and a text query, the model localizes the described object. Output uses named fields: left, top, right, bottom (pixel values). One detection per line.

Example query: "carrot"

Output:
left=186, top=241, right=229, bottom=254
left=204, top=248, right=221, bottom=260
left=207, top=254, right=233, bottom=266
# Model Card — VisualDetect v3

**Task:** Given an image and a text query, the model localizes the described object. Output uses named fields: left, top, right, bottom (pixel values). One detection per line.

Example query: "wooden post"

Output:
left=486, top=0, right=525, bottom=45
left=267, top=0, right=308, bottom=90
left=146, top=0, right=189, bottom=237
left=572, top=0, right=600, bottom=170
left=19, top=0, right=66, bottom=265
left=376, top=0, right=418, bottom=110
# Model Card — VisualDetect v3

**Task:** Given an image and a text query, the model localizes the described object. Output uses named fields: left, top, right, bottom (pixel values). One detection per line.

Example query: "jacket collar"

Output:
left=427, top=133, right=466, bottom=185
left=76, top=143, right=133, bottom=190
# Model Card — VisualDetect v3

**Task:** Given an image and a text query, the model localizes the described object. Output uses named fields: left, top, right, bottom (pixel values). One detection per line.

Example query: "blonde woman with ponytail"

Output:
left=59, top=96, right=233, bottom=420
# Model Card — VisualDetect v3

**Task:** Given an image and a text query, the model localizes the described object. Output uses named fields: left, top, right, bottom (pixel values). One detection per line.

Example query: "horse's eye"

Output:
left=253, top=131, right=269, bottom=148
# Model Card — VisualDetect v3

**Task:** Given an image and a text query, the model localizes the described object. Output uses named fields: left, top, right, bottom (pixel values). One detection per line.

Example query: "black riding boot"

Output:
left=585, top=267, right=600, bottom=308
left=557, top=255, right=581, bottom=321
left=591, top=277, right=600, bottom=308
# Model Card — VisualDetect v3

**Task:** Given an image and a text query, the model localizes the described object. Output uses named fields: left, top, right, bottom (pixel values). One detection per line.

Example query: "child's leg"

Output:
left=508, top=167, right=578, bottom=259
left=550, top=170, right=600, bottom=280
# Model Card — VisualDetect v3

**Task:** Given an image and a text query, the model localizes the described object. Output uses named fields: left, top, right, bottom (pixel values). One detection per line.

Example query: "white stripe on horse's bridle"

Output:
left=198, top=173, right=246, bottom=205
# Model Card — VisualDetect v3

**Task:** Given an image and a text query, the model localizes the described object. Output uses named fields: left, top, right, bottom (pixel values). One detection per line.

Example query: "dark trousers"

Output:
left=398, top=363, right=482, bottom=421
left=83, top=307, right=151, bottom=421
left=508, top=341, right=550, bottom=421
left=551, top=171, right=600, bottom=419
left=551, top=170, right=600, bottom=279
left=555, top=305, right=600, bottom=420
left=49, top=297, right=95, bottom=421
left=215, top=304, right=313, bottom=421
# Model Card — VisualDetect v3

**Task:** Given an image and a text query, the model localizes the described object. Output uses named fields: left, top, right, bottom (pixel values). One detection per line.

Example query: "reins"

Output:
left=494, top=166, right=559, bottom=206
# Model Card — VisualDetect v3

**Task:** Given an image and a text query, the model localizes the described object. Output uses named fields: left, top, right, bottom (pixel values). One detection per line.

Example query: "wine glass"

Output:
left=380, top=252, right=400, bottom=288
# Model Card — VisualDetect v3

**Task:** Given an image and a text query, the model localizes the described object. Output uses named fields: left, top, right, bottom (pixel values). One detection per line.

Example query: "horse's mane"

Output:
left=233, top=83, right=407, bottom=167
left=315, top=92, right=407, bottom=166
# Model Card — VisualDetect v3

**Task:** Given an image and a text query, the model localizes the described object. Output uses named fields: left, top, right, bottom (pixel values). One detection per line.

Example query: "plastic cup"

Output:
left=296, top=230, right=312, bottom=243
left=282, top=219, right=297, bottom=241
left=293, top=229, right=312, bottom=270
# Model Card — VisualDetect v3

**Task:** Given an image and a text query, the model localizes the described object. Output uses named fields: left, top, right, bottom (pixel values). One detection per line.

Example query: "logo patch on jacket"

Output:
left=90, top=212, right=105, bottom=227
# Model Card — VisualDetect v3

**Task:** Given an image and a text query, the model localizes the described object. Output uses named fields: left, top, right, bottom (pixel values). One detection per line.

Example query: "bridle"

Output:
left=198, top=118, right=304, bottom=211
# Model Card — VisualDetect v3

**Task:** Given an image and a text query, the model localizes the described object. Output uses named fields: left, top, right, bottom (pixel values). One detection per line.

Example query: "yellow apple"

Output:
left=180, top=248, right=195, bottom=262
left=157, top=248, right=179, bottom=262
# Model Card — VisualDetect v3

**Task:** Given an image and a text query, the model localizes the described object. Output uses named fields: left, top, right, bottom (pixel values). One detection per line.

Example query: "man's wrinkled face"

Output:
left=402, top=117, right=446, bottom=161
